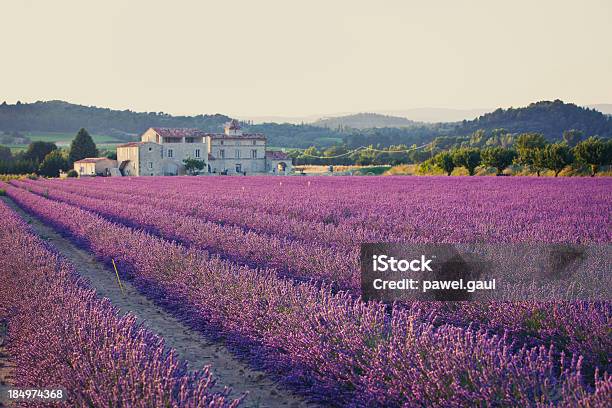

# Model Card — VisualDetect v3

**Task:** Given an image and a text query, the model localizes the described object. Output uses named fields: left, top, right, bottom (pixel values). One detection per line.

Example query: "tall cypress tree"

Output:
left=68, top=128, right=98, bottom=164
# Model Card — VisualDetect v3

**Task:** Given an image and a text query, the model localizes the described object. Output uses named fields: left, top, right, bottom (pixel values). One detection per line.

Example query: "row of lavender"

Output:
left=3, top=183, right=610, bottom=406
left=0, top=198, right=239, bottom=407
left=13, top=178, right=360, bottom=290
left=17, top=176, right=612, bottom=291
left=51, top=176, right=612, bottom=243
left=11, top=177, right=612, bottom=375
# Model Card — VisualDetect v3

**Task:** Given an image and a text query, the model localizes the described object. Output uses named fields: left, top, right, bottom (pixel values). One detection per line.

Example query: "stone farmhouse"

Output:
left=73, top=157, right=118, bottom=176
left=75, top=120, right=292, bottom=177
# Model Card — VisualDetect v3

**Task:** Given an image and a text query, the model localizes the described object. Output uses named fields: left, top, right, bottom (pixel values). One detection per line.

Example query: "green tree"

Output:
left=23, top=141, right=57, bottom=164
left=490, top=129, right=514, bottom=148
left=183, top=157, right=205, bottom=175
left=433, top=151, right=455, bottom=176
left=573, top=137, right=607, bottom=176
left=0, top=145, right=12, bottom=162
left=468, top=129, right=487, bottom=147
left=514, top=133, right=547, bottom=175
left=542, top=143, right=573, bottom=177
left=562, top=129, right=584, bottom=148
left=300, top=146, right=321, bottom=165
left=68, top=128, right=98, bottom=164
left=514, top=132, right=547, bottom=151
left=38, top=150, right=69, bottom=177
left=354, top=146, right=377, bottom=166
left=481, top=147, right=517, bottom=175
left=452, top=148, right=481, bottom=176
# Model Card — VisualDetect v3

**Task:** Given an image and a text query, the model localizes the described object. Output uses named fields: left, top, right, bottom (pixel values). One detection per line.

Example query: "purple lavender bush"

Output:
left=0, top=199, right=239, bottom=408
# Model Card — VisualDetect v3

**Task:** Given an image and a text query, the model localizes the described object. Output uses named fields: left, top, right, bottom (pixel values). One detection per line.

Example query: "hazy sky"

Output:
left=1, top=0, right=611, bottom=117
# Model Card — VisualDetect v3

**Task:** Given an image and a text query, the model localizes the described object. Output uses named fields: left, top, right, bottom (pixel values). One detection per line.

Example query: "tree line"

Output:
left=287, top=144, right=431, bottom=166
left=0, top=128, right=101, bottom=177
left=1, top=127, right=610, bottom=178
left=428, top=133, right=611, bottom=177
left=288, top=128, right=611, bottom=176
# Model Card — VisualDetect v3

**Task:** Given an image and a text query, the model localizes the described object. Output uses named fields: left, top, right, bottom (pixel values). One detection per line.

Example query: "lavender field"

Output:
left=0, top=199, right=239, bottom=407
left=1, top=176, right=611, bottom=406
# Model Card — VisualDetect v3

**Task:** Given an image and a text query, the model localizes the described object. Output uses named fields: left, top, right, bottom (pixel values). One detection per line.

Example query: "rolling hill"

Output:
left=457, top=100, right=612, bottom=139
left=0, top=99, right=610, bottom=150
left=0, top=100, right=231, bottom=140
left=312, top=113, right=419, bottom=129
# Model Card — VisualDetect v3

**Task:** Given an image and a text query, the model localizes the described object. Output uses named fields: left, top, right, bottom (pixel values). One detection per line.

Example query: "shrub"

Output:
left=452, top=148, right=482, bottom=176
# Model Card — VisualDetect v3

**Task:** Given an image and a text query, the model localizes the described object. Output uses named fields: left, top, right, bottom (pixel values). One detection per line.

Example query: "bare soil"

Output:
left=2, top=197, right=312, bottom=408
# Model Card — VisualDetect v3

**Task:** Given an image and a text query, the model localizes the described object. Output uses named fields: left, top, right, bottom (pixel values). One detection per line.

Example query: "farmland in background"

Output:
left=6, top=131, right=121, bottom=152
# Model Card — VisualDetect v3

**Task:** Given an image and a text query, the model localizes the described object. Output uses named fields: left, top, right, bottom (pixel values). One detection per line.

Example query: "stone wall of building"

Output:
left=75, top=162, right=96, bottom=176
left=137, top=143, right=164, bottom=176
left=162, top=142, right=208, bottom=164
left=117, top=145, right=140, bottom=176
left=209, top=138, right=266, bottom=173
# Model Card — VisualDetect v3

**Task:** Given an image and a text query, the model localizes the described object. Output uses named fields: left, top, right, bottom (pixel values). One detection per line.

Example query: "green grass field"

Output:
left=8, top=131, right=121, bottom=153
left=25, top=131, right=119, bottom=145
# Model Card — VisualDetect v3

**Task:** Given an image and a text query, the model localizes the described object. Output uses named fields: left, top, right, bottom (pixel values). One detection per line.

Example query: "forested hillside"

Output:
left=0, top=100, right=231, bottom=140
left=457, top=100, right=612, bottom=139
left=312, top=112, right=419, bottom=129
left=0, top=99, right=610, bottom=148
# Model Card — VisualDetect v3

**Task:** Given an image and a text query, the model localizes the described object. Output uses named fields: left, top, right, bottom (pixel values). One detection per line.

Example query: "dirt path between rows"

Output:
left=2, top=197, right=312, bottom=408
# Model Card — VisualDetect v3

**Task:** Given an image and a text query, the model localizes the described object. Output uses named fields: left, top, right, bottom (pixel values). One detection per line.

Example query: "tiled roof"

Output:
left=266, top=151, right=289, bottom=160
left=208, top=133, right=266, bottom=140
left=152, top=128, right=208, bottom=138
left=74, top=157, right=112, bottom=164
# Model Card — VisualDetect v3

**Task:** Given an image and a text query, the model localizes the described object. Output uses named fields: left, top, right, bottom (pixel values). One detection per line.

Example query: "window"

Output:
left=195, top=149, right=201, bottom=158
left=186, top=137, right=194, bottom=143
left=251, top=149, right=257, bottom=159
left=148, top=147, right=153, bottom=151
left=235, top=149, right=240, bottom=159
left=167, top=149, right=174, bottom=158
left=148, top=162, right=153, bottom=169
left=220, top=140, right=224, bottom=145
left=219, top=149, right=225, bottom=158
left=252, top=140, right=257, bottom=146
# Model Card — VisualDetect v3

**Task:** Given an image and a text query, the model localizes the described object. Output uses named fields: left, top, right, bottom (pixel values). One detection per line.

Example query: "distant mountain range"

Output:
left=0, top=99, right=610, bottom=149
left=312, top=113, right=419, bottom=129
left=245, top=105, right=609, bottom=127
left=239, top=107, right=491, bottom=124
left=374, top=108, right=491, bottom=123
